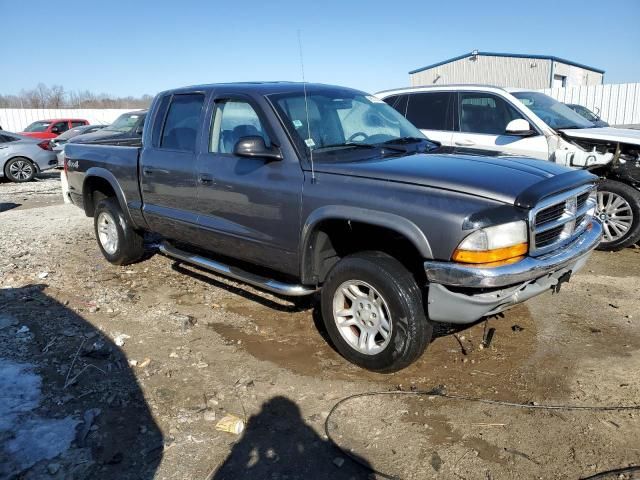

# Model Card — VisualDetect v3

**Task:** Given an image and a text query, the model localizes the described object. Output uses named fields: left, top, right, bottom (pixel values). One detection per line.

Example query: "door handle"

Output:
left=143, top=167, right=170, bottom=175
left=198, top=174, right=214, bottom=185
left=455, top=139, right=475, bottom=147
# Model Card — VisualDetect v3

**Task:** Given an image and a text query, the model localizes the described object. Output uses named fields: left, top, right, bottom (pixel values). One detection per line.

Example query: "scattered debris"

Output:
left=430, top=452, right=443, bottom=472
left=76, top=408, right=101, bottom=447
left=203, top=411, right=217, bottom=422
left=37, top=272, right=49, bottom=279
left=482, top=327, right=496, bottom=349
left=511, top=325, right=524, bottom=332
left=609, top=303, right=619, bottom=309
left=215, top=414, right=244, bottom=435
left=17, top=325, right=30, bottom=334
left=139, top=358, right=151, bottom=368
left=333, top=457, right=345, bottom=468
left=114, top=333, right=130, bottom=347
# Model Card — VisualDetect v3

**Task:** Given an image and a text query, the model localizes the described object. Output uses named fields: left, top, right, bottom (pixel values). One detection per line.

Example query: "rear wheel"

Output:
left=321, top=251, right=432, bottom=372
left=94, top=198, right=145, bottom=265
left=595, top=180, right=640, bottom=251
left=4, top=157, right=35, bottom=182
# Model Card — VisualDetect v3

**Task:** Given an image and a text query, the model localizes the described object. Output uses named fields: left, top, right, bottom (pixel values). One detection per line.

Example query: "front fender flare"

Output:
left=300, top=205, right=433, bottom=283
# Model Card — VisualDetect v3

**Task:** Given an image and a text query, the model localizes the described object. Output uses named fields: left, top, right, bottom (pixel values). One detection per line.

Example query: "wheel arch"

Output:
left=300, top=206, right=433, bottom=285
left=82, top=168, right=134, bottom=225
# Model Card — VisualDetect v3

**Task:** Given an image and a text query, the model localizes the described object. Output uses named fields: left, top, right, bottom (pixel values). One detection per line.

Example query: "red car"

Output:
left=21, top=118, right=90, bottom=139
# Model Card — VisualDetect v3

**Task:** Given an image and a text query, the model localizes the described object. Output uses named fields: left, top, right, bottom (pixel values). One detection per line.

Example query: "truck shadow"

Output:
left=0, top=284, right=163, bottom=479
left=210, top=396, right=373, bottom=480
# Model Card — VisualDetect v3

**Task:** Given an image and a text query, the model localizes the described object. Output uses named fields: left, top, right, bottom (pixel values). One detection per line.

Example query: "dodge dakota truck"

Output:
left=64, top=82, right=602, bottom=372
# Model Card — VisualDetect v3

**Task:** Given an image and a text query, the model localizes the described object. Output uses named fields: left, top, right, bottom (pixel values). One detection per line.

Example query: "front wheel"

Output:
left=4, top=157, right=36, bottom=182
left=94, top=198, right=145, bottom=265
left=595, top=180, right=640, bottom=251
left=320, top=251, right=432, bottom=373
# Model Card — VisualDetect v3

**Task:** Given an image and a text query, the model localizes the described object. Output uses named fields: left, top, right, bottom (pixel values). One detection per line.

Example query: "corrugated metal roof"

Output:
left=409, top=51, right=605, bottom=75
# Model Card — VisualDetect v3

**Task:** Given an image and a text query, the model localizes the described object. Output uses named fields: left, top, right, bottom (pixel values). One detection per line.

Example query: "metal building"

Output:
left=409, top=51, right=605, bottom=89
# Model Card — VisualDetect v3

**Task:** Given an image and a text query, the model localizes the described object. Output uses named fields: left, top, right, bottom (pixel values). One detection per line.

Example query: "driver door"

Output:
left=192, top=95, right=303, bottom=275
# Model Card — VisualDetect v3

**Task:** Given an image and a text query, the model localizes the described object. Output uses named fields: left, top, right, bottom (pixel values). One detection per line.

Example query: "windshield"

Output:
left=512, top=92, right=594, bottom=130
left=105, top=113, right=143, bottom=132
left=24, top=121, right=51, bottom=132
left=269, top=89, right=432, bottom=161
left=568, top=104, right=599, bottom=122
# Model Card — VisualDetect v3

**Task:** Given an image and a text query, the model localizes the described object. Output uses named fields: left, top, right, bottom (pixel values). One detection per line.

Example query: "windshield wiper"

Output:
left=382, top=136, right=426, bottom=145
left=314, top=142, right=377, bottom=152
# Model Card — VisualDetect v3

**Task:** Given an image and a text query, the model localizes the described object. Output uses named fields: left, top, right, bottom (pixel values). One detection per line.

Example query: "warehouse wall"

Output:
left=0, top=109, right=139, bottom=133
left=552, top=62, right=603, bottom=86
left=410, top=55, right=552, bottom=89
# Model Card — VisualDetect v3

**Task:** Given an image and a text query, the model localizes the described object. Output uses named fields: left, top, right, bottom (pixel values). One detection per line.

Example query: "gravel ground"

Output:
left=1, top=172, right=639, bottom=480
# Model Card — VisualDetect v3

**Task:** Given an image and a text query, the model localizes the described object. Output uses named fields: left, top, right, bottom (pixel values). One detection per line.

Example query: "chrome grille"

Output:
left=529, top=185, right=596, bottom=256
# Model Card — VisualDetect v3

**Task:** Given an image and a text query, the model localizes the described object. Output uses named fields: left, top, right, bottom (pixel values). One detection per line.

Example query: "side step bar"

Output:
left=158, top=241, right=317, bottom=297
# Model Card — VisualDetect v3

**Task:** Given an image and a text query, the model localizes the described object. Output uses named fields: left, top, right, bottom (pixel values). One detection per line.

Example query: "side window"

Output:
left=459, top=93, right=524, bottom=135
left=53, top=121, right=69, bottom=133
left=382, top=95, right=399, bottom=108
left=71, top=121, right=85, bottom=128
left=405, top=92, right=454, bottom=131
left=210, top=100, right=269, bottom=154
left=160, top=93, right=205, bottom=151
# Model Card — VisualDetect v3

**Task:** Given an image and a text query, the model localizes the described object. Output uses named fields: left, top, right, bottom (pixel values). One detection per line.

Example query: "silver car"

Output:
left=51, top=124, right=108, bottom=166
left=0, top=131, right=57, bottom=182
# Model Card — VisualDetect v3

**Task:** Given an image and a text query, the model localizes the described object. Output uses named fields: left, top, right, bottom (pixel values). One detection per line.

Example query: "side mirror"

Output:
left=51, top=127, right=60, bottom=133
left=505, top=119, right=535, bottom=136
left=135, top=126, right=144, bottom=135
left=234, top=136, right=282, bottom=161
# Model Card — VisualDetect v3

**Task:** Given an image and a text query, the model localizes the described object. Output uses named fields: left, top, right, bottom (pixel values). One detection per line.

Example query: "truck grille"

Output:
left=529, top=185, right=596, bottom=256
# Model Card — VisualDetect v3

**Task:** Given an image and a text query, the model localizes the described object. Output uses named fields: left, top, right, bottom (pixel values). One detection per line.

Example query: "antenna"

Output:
left=297, top=29, right=315, bottom=183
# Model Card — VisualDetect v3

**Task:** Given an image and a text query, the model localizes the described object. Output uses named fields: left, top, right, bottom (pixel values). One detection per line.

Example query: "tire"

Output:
left=320, top=251, right=432, bottom=373
left=595, top=179, right=640, bottom=251
left=4, top=157, right=36, bottom=183
left=94, top=198, right=145, bottom=265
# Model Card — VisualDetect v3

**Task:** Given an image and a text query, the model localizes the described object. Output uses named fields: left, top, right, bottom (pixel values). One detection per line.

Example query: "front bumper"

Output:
left=423, top=220, right=602, bottom=324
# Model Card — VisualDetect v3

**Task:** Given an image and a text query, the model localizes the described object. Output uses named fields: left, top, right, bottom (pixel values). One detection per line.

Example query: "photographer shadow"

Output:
left=211, top=396, right=373, bottom=480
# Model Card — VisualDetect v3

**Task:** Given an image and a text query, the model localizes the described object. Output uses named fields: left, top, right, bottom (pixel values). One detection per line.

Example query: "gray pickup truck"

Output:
left=64, top=82, right=602, bottom=372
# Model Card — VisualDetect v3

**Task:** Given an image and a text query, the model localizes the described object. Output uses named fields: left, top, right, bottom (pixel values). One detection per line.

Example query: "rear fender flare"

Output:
left=82, top=167, right=136, bottom=227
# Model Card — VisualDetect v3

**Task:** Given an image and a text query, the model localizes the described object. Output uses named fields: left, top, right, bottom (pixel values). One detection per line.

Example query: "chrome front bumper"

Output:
left=423, top=220, right=602, bottom=324
left=424, top=220, right=602, bottom=289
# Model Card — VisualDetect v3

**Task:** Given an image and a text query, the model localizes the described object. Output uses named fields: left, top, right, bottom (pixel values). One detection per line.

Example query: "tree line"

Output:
left=0, top=83, right=153, bottom=109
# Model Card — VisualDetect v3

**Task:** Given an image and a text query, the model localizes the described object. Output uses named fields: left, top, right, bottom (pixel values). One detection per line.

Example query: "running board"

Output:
left=158, top=241, right=317, bottom=297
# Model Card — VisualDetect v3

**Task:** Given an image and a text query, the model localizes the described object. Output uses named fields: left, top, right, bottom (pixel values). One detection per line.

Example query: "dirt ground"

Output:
left=1, top=172, right=639, bottom=480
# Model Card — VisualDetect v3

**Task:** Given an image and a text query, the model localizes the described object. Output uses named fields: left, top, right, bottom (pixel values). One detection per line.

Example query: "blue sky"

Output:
left=2, top=0, right=639, bottom=97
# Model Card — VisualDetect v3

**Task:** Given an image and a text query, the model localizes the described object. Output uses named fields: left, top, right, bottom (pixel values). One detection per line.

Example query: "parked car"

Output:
left=51, top=124, right=108, bottom=166
left=0, top=131, right=57, bottom=182
left=378, top=86, right=640, bottom=250
left=565, top=103, right=609, bottom=127
left=64, top=82, right=601, bottom=372
left=70, top=110, right=146, bottom=146
left=20, top=119, right=89, bottom=139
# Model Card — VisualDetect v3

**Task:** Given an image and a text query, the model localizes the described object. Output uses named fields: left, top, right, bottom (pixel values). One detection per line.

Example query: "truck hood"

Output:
left=560, top=127, right=640, bottom=146
left=314, top=152, right=573, bottom=205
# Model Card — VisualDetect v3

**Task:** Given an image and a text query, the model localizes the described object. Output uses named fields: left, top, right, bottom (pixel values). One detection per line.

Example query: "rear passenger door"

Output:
left=404, top=92, right=455, bottom=147
left=140, top=92, right=205, bottom=241
left=452, top=92, right=548, bottom=158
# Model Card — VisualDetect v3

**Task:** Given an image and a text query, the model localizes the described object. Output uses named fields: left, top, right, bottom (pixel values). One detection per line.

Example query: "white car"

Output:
left=377, top=85, right=640, bottom=250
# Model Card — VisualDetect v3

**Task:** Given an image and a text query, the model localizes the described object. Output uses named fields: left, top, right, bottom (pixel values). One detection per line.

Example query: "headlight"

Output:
left=452, top=220, right=528, bottom=264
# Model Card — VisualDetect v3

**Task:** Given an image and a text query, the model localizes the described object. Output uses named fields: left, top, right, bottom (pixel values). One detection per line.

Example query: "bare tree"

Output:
left=0, top=84, right=153, bottom=109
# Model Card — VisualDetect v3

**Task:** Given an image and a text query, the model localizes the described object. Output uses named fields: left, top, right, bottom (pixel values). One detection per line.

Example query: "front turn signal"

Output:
left=452, top=243, right=528, bottom=264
